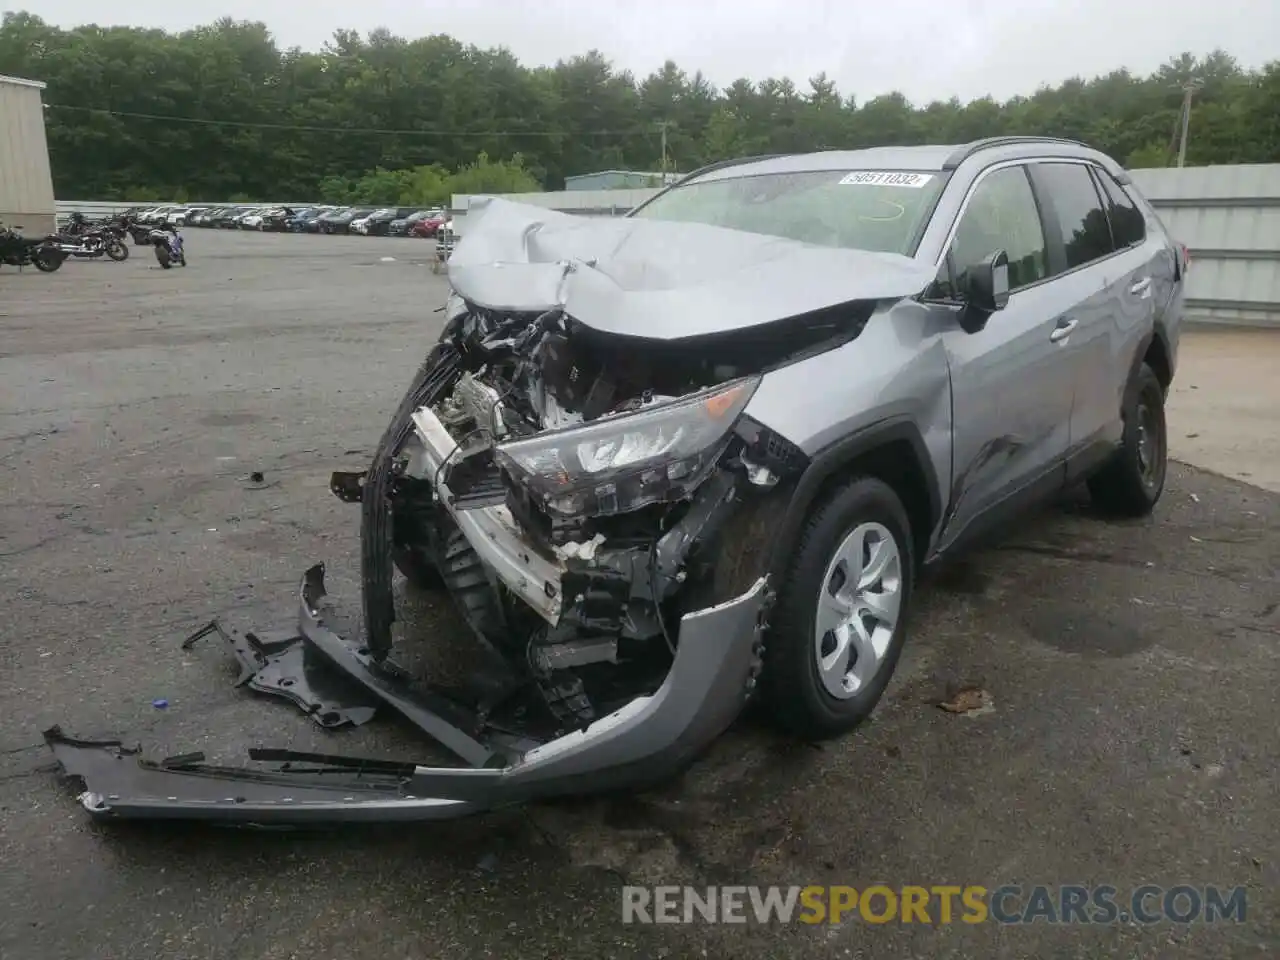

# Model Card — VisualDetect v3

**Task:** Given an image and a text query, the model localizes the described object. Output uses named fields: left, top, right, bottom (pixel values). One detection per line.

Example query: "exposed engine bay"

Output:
left=353, top=296, right=869, bottom=744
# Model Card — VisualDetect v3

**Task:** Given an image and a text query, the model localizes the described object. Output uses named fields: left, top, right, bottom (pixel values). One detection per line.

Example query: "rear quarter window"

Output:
left=1094, top=168, right=1146, bottom=248
left=1032, top=162, right=1115, bottom=270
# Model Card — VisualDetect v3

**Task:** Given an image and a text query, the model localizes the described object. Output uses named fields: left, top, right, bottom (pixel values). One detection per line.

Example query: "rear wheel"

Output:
left=105, top=240, right=128, bottom=261
left=762, top=477, right=914, bottom=739
left=33, top=250, right=63, bottom=273
left=1087, top=362, right=1167, bottom=516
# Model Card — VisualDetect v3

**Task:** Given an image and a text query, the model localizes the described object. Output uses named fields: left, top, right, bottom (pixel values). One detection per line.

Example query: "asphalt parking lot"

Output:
left=1, top=228, right=1277, bottom=959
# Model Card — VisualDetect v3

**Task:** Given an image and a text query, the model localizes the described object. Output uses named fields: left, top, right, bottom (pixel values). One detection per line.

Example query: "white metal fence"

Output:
left=1128, top=165, right=1280, bottom=328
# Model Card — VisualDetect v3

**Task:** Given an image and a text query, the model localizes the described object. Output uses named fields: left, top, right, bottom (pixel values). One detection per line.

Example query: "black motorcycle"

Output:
left=49, top=227, right=129, bottom=262
left=0, top=224, right=68, bottom=273
left=121, top=216, right=154, bottom=246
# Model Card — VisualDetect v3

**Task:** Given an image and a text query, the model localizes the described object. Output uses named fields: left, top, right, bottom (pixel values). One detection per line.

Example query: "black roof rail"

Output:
left=942, top=136, right=1091, bottom=170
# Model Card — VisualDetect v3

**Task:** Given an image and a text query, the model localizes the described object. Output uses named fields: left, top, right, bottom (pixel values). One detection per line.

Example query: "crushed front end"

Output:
left=45, top=199, right=904, bottom=823
left=47, top=300, right=813, bottom=823
left=348, top=291, right=824, bottom=762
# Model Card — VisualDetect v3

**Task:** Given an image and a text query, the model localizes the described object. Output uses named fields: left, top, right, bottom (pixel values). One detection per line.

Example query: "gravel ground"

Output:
left=1, top=229, right=1277, bottom=960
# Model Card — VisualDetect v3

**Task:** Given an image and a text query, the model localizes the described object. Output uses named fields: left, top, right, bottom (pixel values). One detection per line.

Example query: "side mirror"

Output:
left=958, top=250, right=1011, bottom=333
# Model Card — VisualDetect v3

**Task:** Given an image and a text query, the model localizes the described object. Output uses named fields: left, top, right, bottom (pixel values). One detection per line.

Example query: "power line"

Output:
left=43, top=103, right=649, bottom=138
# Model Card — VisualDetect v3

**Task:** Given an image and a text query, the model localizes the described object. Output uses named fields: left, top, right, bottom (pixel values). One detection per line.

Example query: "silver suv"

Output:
left=349, top=136, right=1184, bottom=785
left=46, top=138, right=1187, bottom=824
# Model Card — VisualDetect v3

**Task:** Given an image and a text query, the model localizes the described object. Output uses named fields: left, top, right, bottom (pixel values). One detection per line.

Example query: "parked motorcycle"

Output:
left=48, top=228, right=129, bottom=262
left=0, top=224, right=68, bottom=272
left=149, top=227, right=186, bottom=268
left=109, top=214, right=154, bottom=245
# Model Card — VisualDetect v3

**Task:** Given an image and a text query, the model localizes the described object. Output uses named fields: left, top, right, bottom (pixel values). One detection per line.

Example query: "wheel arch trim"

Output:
left=766, top=416, right=942, bottom=577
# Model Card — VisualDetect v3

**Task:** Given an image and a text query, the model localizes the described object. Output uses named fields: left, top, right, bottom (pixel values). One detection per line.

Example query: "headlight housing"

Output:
left=494, top=376, right=760, bottom=518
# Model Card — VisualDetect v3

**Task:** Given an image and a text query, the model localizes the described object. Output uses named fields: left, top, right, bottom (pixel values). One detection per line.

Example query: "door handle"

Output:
left=1129, top=276, right=1152, bottom=296
left=1050, top=317, right=1078, bottom=343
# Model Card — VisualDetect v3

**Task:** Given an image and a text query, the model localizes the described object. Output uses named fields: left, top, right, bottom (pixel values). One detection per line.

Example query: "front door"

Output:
left=929, top=163, right=1076, bottom=551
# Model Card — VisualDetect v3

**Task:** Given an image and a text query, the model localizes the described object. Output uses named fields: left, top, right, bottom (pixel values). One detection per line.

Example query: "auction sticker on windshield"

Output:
left=839, top=171, right=934, bottom=187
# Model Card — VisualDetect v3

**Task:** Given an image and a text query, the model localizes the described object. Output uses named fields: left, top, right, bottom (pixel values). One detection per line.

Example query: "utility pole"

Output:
left=1176, top=80, right=1201, bottom=168
left=656, top=120, right=671, bottom=176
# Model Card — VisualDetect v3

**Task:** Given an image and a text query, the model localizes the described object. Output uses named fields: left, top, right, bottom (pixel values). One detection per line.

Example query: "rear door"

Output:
left=1026, top=161, right=1158, bottom=472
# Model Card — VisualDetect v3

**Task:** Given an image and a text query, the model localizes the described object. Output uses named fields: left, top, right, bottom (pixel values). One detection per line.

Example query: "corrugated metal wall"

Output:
left=564, top=171, right=675, bottom=191
left=0, top=75, right=56, bottom=236
left=1129, top=165, right=1280, bottom=328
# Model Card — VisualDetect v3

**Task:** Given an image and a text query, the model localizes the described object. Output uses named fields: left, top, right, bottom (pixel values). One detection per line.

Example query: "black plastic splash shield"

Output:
left=297, top=562, right=511, bottom=767
left=43, top=727, right=477, bottom=824
left=182, top=620, right=377, bottom=729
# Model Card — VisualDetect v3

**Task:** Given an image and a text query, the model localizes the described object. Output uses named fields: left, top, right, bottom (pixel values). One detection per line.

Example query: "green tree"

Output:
left=444, top=152, right=541, bottom=196
left=2, top=10, right=1276, bottom=201
left=1128, top=142, right=1173, bottom=168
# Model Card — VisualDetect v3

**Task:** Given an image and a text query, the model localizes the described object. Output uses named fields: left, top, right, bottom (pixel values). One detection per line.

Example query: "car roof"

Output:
left=680, top=137, right=1126, bottom=185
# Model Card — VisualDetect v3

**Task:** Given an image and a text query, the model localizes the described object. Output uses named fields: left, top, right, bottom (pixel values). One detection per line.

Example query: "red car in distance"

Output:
left=409, top=210, right=447, bottom=238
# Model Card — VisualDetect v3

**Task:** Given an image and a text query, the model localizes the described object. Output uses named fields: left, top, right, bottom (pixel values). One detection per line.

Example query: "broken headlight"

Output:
left=494, top=376, right=760, bottom=518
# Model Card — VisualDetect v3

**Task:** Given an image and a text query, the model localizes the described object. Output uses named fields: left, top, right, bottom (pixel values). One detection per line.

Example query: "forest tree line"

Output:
left=2, top=11, right=1278, bottom=203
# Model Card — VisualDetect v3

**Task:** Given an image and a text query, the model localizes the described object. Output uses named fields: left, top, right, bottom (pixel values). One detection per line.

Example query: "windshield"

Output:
left=630, top=169, right=945, bottom=256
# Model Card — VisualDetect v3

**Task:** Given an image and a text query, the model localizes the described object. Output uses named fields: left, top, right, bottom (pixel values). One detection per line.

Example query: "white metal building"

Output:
left=0, top=74, right=56, bottom=236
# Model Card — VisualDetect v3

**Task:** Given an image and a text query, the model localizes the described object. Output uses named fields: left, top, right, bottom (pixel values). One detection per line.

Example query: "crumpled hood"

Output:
left=447, top=197, right=937, bottom=341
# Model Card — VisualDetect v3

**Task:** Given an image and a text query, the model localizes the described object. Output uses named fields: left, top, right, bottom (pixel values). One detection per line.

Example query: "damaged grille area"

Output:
left=353, top=299, right=826, bottom=744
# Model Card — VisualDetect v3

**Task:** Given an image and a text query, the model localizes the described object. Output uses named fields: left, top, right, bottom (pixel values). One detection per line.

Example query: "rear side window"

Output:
left=1094, top=168, right=1146, bottom=248
left=1033, top=162, right=1115, bottom=270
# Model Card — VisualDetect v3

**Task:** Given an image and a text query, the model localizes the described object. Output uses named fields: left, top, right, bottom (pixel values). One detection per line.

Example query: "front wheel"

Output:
left=1087, top=362, right=1167, bottom=515
left=105, top=240, right=128, bottom=261
left=155, top=245, right=172, bottom=268
left=761, top=477, right=914, bottom=740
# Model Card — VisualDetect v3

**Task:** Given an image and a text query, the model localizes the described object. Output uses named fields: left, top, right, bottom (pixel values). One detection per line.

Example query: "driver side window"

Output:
left=938, top=166, right=1048, bottom=299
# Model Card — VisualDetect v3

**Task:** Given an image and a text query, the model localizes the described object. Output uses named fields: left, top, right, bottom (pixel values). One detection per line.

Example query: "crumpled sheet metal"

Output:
left=447, top=197, right=937, bottom=341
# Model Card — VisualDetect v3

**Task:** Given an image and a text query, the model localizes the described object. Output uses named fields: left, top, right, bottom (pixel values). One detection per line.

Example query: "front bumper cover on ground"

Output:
left=46, top=565, right=769, bottom=824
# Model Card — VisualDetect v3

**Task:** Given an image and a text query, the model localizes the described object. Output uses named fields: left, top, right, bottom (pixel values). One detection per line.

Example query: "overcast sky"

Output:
left=18, top=0, right=1280, bottom=104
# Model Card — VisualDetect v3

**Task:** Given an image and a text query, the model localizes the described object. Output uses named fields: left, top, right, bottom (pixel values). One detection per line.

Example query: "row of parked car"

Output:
left=121, top=204, right=451, bottom=238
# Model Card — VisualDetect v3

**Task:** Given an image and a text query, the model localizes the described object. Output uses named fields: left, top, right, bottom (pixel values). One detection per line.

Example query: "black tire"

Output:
left=761, top=477, right=915, bottom=740
left=1087, top=362, right=1167, bottom=516
left=33, top=250, right=63, bottom=273
left=155, top=246, right=171, bottom=269
left=105, top=240, right=128, bottom=261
